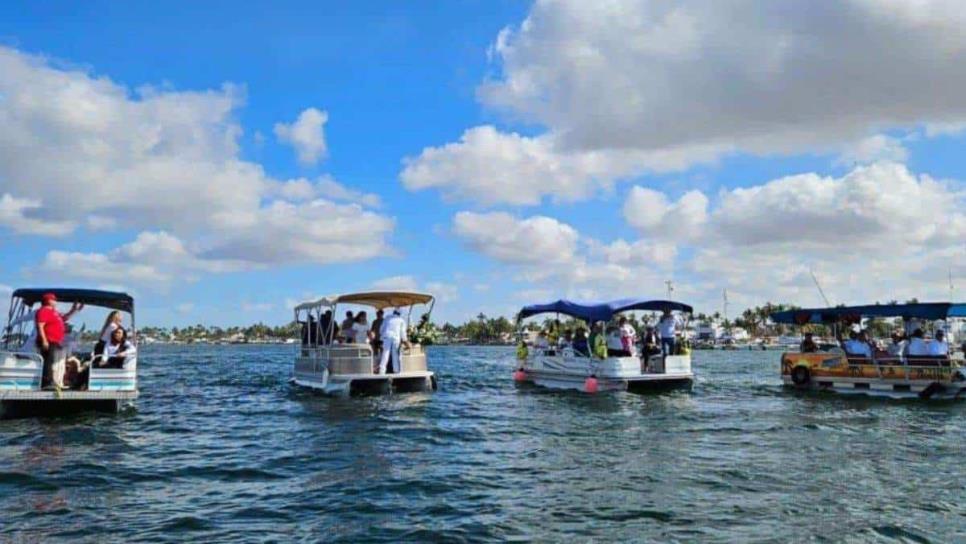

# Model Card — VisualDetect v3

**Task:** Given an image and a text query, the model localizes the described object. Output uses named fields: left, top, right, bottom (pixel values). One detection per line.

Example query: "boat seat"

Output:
left=905, top=355, right=951, bottom=367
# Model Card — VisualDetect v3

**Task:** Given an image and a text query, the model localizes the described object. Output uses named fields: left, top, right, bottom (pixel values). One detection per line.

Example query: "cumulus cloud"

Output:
left=712, top=162, right=963, bottom=248
left=452, top=211, right=578, bottom=264
left=401, top=125, right=723, bottom=206
left=370, top=276, right=459, bottom=303
left=482, top=0, right=966, bottom=154
left=0, top=46, right=391, bottom=285
left=451, top=162, right=964, bottom=312
left=623, top=188, right=708, bottom=241
left=274, top=107, right=329, bottom=165
left=403, top=1, right=966, bottom=206
left=836, top=135, right=909, bottom=166
left=0, top=194, right=76, bottom=236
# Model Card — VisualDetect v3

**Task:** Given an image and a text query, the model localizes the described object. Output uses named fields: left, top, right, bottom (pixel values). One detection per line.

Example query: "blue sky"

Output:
left=0, top=1, right=963, bottom=328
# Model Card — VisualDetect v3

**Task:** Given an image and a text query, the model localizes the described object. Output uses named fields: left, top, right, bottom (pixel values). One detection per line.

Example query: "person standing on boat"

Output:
left=35, top=293, right=83, bottom=389
left=370, top=309, right=385, bottom=357
left=379, top=309, right=408, bottom=374
left=351, top=311, right=370, bottom=344
left=657, top=309, right=680, bottom=357
left=589, top=322, right=607, bottom=359
left=619, top=317, right=637, bottom=356
left=340, top=311, right=355, bottom=343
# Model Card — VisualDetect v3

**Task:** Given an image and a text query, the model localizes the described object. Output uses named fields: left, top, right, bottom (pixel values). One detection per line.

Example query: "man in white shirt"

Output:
left=928, top=330, right=949, bottom=356
left=379, top=309, right=408, bottom=374
left=886, top=331, right=906, bottom=360
left=657, top=310, right=680, bottom=356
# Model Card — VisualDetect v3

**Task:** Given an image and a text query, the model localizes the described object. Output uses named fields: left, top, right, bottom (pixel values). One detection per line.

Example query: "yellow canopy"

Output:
left=294, top=291, right=434, bottom=311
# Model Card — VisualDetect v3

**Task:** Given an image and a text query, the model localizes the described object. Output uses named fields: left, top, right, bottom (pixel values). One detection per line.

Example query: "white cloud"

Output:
left=451, top=162, right=964, bottom=314
left=369, top=276, right=459, bottom=303
left=0, top=194, right=76, bottom=236
left=176, top=303, right=195, bottom=315
left=0, top=46, right=391, bottom=284
left=401, top=125, right=722, bottom=206
left=403, top=1, right=966, bottom=206
left=712, top=162, right=963, bottom=248
left=274, top=107, right=329, bottom=165
left=623, top=187, right=708, bottom=241
left=482, top=0, right=966, bottom=155
left=316, top=175, right=382, bottom=208
left=837, top=135, right=909, bottom=166
left=371, top=275, right=420, bottom=292
left=452, top=211, right=579, bottom=264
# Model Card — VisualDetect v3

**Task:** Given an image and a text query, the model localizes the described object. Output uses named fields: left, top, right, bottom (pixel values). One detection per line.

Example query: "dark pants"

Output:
left=40, top=342, right=63, bottom=388
left=661, top=337, right=675, bottom=357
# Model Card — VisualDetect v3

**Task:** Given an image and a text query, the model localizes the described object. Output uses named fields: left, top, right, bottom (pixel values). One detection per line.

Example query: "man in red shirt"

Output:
left=35, top=293, right=83, bottom=389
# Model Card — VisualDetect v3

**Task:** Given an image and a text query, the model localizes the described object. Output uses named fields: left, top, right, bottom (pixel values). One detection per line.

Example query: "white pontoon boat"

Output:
left=514, top=298, right=694, bottom=393
left=0, top=288, right=139, bottom=417
left=291, top=291, right=437, bottom=396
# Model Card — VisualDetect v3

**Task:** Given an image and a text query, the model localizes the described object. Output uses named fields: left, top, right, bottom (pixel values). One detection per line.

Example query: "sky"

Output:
left=0, top=0, right=963, bottom=328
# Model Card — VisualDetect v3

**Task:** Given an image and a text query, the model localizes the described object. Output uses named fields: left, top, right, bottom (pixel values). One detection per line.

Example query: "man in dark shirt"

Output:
left=800, top=332, right=819, bottom=353
left=370, top=310, right=384, bottom=357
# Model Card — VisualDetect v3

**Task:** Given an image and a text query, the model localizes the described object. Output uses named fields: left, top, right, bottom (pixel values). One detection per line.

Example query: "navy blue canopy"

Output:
left=770, top=303, right=966, bottom=325
left=518, top=298, right=692, bottom=323
left=12, top=288, right=134, bottom=313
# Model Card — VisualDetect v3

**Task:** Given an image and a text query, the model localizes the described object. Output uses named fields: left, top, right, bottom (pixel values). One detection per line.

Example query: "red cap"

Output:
left=42, top=292, right=57, bottom=304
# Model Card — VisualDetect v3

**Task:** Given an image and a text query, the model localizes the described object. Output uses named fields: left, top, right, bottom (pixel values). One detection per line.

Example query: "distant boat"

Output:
left=512, top=298, right=694, bottom=394
left=291, top=291, right=437, bottom=396
left=770, top=302, right=966, bottom=400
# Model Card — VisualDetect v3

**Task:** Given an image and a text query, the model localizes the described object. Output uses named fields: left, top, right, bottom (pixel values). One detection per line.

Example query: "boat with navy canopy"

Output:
left=292, top=291, right=437, bottom=396
left=1, top=288, right=139, bottom=417
left=514, top=298, right=694, bottom=393
left=770, top=302, right=966, bottom=400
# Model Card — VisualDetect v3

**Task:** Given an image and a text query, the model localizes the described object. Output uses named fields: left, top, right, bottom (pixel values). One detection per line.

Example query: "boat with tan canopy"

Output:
left=291, top=291, right=437, bottom=396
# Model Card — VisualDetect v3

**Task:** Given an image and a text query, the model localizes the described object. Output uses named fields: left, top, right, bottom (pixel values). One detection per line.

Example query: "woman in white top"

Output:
left=95, top=311, right=123, bottom=356
left=101, top=327, right=136, bottom=369
left=606, top=326, right=625, bottom=356
left=351, top=311, right=370, bottom=344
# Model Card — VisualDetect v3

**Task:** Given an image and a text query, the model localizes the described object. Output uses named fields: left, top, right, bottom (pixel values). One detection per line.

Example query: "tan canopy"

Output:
left=294, top=291, right=434, bottom=312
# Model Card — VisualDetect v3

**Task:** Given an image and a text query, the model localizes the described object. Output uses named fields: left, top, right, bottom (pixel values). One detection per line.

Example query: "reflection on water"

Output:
left=1, top=345, right=964, bottom=542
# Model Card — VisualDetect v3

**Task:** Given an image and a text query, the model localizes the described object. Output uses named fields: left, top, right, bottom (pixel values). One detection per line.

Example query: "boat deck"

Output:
left=0, top=390, right=139, bottom=401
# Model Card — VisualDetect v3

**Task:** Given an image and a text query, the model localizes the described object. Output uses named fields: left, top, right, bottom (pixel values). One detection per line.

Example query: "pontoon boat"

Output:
left=770, top=303, right=966, bottom=400
left=1, top=288, right=139, bottom=417
left=291, top=291, right=437, bottom=396
left=514, top=299, right=694, bottom=393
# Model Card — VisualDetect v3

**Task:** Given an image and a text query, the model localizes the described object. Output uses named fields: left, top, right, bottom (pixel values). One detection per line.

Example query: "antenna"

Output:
left=810, top=268, right=831, bottom=306
left=665, top=280, right=674, bottom=300
left=950, top=268, right=955, bottom=300
left=723, top=289, right=729, bottom=322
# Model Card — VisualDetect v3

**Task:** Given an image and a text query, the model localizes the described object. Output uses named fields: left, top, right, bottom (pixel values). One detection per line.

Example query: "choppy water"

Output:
left=1, top=345, right=964, bottom=542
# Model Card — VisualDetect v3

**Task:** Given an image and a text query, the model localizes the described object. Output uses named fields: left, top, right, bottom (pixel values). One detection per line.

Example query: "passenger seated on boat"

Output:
left=928, top=330, right=949, bottom=356
left=641, top=327, right=661, bottom=359
left=799, top=332, right=819, bottom=353
left=606, top=325, right=629, bottom=357
left=535, top=331, right=550, bottom=350
left=572, top=328, right=589, bottom=357
left=99, top=327, right=136, bottom=369
left=558, top=329, right=572, bottom=350
left=886, top=331, right=906, bottom=359
left=843, top=331, right=872, bottom=359
left=906, top=329, right=929, bottom=357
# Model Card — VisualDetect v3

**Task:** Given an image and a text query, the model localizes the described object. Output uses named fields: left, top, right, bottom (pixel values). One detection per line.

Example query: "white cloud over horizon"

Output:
left=0, top=46, right=392, bottom=288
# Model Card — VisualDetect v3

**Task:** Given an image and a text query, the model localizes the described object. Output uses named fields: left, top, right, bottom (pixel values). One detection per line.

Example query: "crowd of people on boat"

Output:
left=300, top=307, right=410, bottom=374
left=523, top=309, right=688, bottom=361
left=14, top=293, right=137, bottom=390
left=799, top=323, right=953, bottom=361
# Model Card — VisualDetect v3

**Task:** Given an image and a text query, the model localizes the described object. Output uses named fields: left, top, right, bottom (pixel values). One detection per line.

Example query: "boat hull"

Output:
left=517, top=353, right=693, bottom=394
left=781, top=352, right=966, bottom=400
left=293, top=371, right=436, bottom=396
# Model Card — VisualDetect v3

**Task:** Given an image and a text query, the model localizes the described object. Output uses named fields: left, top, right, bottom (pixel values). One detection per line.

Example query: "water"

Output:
left=1, top=345, right=964, bottom=542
